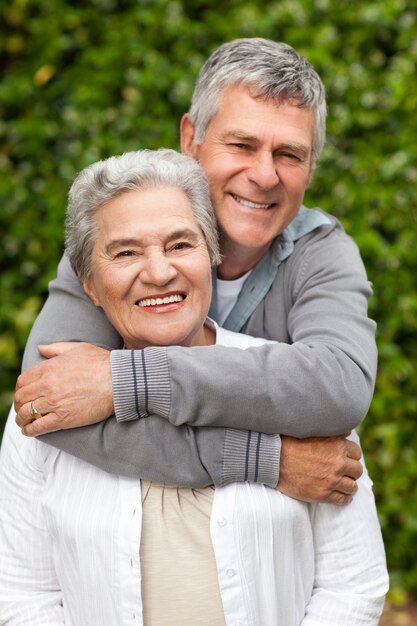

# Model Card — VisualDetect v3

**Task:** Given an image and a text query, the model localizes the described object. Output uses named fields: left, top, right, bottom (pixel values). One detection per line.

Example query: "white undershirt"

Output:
left=216, top=269, right=253, bottom=325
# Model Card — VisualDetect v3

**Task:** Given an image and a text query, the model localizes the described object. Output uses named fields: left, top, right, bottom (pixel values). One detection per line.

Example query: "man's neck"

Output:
left=217, top=239, right=269, bottom=280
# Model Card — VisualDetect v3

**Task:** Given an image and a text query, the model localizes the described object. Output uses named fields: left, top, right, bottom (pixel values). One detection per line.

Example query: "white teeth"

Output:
left=232, top=194, right=271, bottom=209
left=138, top=294, right=185, bottom=307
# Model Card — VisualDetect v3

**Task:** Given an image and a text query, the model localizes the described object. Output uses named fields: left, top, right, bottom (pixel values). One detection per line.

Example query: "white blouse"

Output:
left=0, top=328, right=388, bottom=626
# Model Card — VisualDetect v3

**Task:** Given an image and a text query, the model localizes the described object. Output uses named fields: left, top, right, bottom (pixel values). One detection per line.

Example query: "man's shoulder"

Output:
left=287, top=206, right=344, bottom=243
left=287, top=207, right=356, bottom=257
left=281, top=209, right=366, bottom=290
left=273, top=206, right=349, bottom=263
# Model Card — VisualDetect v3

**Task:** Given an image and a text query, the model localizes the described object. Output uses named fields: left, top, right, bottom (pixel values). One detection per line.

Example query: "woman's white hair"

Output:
left=65, top=149, right=221, bottom=282
left=189, top=38, right=327, bottom=164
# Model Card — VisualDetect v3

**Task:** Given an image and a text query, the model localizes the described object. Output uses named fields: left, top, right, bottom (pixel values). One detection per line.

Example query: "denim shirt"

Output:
left=209, top=206, right=331, bottom=332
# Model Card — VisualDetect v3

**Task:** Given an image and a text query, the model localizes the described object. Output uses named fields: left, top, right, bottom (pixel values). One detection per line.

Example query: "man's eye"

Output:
left=230, top=143, right=250, bottom=150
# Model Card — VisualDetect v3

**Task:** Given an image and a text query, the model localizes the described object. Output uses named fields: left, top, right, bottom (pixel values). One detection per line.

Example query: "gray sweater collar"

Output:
left=209, top=206, right=331, bottom=332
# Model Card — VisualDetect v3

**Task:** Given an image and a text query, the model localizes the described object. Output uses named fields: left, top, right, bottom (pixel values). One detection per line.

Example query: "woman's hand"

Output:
left=14, top=342, right=114, bottom=436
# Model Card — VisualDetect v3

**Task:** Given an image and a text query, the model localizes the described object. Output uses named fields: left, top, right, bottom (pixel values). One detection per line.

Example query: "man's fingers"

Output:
left=15, top=400, right=48, bottom=428
left=38, top=342, right=83, bottom=358
left=15, top=365, right=42, bottom=391
left=15, top=402, right=33, bottom=428
left=14, top=379, right=46, bottom=413
left=21, top=413, right=61, bottom=437
left=278, top=434, right=365, bottom=506
left=327, top=492, right=354, bottom=507
left=344, top=457, right=363, bottom=481
left=346, top=439, right=362, bottom=461
left=13, top=342, right=113, bottom=433
left=336, top=476, right=358, bottom=496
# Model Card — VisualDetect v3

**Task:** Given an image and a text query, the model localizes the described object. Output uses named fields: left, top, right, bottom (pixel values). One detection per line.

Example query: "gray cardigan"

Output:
left=22, top=209, right=376, bottom=487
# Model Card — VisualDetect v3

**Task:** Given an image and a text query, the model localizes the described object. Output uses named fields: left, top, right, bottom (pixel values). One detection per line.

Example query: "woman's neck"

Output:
left=124, top=320, right=216, bottom=350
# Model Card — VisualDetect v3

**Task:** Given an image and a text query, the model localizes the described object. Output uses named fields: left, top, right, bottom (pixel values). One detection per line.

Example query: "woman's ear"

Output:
left=83, top=279, right=100, bottom=307
left=180, top=113, right=198, bottom=157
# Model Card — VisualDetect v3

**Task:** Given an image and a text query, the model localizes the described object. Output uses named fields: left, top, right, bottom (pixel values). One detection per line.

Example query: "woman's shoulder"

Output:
left=216, top=324, right=276, bottom=350
left=1, top=406, right=59, bottom=472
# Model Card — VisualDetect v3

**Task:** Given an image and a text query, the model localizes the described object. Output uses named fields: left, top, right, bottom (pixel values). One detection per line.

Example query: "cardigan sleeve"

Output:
left=111, top=225, right=377, bottom=436
left=23, top=255, right=280, bottom=486
left=41, top=419, right=280, bottom=488
left=22, top=220, right=376, bottom=477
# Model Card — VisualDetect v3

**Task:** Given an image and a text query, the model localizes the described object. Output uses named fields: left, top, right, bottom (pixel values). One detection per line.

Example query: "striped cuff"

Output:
left=111, top=347, right=171, bottom=422
left=221, top=430, right=281, bottom=488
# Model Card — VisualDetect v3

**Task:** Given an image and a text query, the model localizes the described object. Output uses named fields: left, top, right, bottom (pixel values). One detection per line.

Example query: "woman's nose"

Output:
left=140, top=254, right=178, bottom=286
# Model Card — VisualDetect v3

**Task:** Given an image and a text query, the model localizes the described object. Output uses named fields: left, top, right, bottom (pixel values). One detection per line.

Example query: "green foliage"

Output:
left=1, top=0, right=416, bottom=597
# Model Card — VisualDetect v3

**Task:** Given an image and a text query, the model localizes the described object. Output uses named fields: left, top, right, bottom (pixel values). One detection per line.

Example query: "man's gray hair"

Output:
left=189, top=38, right=327, bottom=164
left=65, top=149, right=221, bottom=282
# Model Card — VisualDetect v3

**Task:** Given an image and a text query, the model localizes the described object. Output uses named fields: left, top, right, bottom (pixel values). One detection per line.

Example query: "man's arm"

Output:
left=16, top=338, right=362, bottom=502
left=17, top=253, right=281, bottom=489
left=16, top=222, right=368, bottom=499
left=20, top=224, right=376, bottom=437
left=42, top=420, right=281, bottom=488
left=114, top=223, right=375, bottom=435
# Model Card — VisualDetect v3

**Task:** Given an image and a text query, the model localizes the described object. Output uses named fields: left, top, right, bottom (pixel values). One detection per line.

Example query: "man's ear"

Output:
left=180, top=113, right=198, bottom=157
left=83, top=279, right=100, bottom=307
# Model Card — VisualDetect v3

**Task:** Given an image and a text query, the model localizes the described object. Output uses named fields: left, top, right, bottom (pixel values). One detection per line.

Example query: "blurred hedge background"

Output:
left=1, top=0, right=416, bottom=606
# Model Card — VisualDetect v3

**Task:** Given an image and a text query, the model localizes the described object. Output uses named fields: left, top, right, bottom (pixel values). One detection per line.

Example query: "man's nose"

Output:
left=247, top=153, right=279, bottom=189
left=140, top=253, right=177, bottom=286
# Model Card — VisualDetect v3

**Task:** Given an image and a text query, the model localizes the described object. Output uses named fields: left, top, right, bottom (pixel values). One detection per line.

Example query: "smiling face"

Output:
left=83, top=186, right=214, bottom=349
left=181, top=84, right=315, bottom=278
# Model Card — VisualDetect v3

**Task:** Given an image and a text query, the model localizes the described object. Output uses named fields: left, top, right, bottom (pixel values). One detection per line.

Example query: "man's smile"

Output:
left=230, top=193, right=275, bottom=210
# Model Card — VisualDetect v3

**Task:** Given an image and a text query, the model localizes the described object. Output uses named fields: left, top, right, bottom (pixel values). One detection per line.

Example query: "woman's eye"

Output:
left=282, top=153, right=301, bottom=162
left=116, top=250, right=134, bottom=258
left=172, top=242, right=190, bottom=251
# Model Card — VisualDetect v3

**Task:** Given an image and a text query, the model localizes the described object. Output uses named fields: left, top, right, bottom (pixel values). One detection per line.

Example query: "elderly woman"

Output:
left=0, top=149, right=387, bottom=625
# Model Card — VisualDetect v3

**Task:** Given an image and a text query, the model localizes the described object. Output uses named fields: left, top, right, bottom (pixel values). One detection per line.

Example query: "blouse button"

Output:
left=217, top=516, right=227, bottom=527
left=226, top=568, right=236, bottom=577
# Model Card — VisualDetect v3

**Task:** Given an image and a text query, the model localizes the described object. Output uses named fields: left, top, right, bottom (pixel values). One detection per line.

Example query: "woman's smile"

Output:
left=136, top=291, right=186, bottom=311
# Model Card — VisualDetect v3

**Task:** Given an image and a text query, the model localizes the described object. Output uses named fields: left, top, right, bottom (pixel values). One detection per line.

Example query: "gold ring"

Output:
left=30, top=401, right=43, bottom=420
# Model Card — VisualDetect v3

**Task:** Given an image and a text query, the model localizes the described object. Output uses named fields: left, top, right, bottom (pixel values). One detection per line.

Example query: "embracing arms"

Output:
left=16, top=256, right=280, bottom=488
left=21, top=221, right=376, bottom=435
left=15, top=222, right=372, bottom=501
left=107, top=222, right=376, bottom=435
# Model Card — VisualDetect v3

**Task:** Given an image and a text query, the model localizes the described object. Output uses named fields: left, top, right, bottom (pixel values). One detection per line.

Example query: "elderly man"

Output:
left=15, top=38, right=375, bottom=505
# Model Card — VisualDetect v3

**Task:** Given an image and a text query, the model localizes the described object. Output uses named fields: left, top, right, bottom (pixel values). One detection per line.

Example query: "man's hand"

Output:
left=277, top=434, right=363, bottom=506
left=14, top=342, right=114, bottom=436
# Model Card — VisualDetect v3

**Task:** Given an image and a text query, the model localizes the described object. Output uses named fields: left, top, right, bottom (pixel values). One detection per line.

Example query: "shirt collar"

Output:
left=209, top=206, right=331, bottom=331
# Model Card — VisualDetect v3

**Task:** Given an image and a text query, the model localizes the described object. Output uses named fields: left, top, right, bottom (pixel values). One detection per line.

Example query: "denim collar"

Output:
left=209, top=206, right=331, bottom=332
